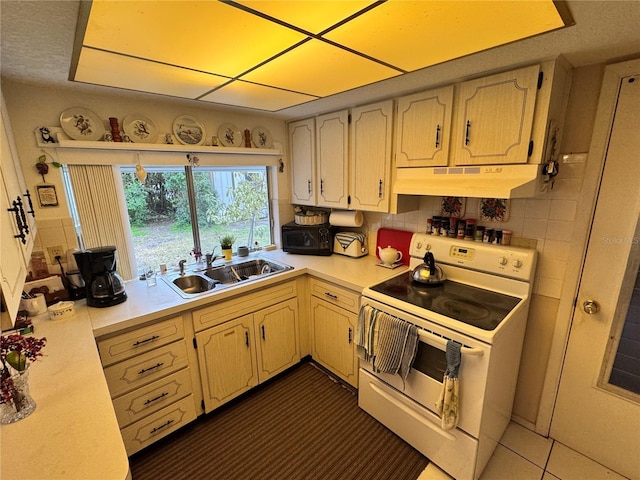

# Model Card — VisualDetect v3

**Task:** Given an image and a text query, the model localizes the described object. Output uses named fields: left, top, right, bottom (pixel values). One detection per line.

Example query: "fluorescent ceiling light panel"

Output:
left=241, top=38, right=402, bottom=97
left=74, top=48, right=229, bottom=98
left=71, top=0, right=570, bottom=112
left=325, top=0, right=567, bottom=71
left=83, top=1, right=306, bottom=77
left=200, top=80, right=319, bottom=111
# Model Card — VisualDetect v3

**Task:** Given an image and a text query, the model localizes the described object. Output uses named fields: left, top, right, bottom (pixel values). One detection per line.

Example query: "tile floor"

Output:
left=417, top=421, right=630, bottom=480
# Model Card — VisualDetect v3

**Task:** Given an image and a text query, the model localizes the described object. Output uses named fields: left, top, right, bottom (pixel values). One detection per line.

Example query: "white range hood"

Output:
left=393, top=164, right=548, bottom=199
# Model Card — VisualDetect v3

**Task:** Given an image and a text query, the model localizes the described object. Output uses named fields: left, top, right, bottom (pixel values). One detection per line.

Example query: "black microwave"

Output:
left=281, top=222, right=335, bottom=256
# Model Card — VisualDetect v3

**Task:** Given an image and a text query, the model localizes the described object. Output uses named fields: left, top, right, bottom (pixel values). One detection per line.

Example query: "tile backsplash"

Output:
left=30, top=216, right=79, bottom=277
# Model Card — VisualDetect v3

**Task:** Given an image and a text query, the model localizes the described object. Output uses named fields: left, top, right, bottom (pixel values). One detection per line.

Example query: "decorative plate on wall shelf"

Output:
left=173, top=115, right=205, bottom=146
left=251, top=126, right=273, bottom=148
left=218, top=123, right=242, bottom=147
left=122, top=114, right=158, bottom=143
left=60, top=107, right=105, bottom=141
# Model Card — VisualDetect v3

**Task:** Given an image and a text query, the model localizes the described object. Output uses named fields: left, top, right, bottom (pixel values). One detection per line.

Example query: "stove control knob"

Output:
left=498, top=256, right=508, bottom=265
left=512, top=259, right=523, bottom=268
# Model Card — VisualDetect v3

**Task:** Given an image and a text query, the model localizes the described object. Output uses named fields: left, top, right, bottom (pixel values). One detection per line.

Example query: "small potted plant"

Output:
left=220, top=234, right=236, bottom=261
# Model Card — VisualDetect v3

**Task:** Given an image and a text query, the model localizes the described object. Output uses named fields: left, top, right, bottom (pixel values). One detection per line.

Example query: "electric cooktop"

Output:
left=369, top=271, right=521, bottom=331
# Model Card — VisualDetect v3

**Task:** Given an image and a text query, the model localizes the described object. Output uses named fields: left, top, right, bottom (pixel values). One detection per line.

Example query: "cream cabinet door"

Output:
left=310, top=296, right=358, bottom=387
left=395, top=86, right=453, bottom=167
left=452, top=64, right=540, bottom=165
left=349, top=100, right=393, bottom=212
left=316, top=110, right=349, bottom=209
left=196, top=315, right=258, bottom=412
left=289, top=118, right=316, bottom=206
left=255, top=298, right=300, bottom=382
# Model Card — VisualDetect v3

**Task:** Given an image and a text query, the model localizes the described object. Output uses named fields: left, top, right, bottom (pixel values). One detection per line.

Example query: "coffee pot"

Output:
left=378, top=245, right=403, bottom=266
left=74, top=246, right=127, bottom=307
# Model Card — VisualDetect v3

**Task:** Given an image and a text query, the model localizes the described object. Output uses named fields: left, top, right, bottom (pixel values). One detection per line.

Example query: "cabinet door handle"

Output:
left=320, top=178, right=324, bottom=194
left=307, top=179, right=311, bottom=194
left=143, top=391, right=169, bottom=405
left=435, top=124, right=441, bottom=148
left=150, top=419, right=174, bottom=435
left=378, top=179, right=383, bottom=199
left=465, top=120, right=471, bottom=146
left=261, top=325, right=266, bottom=340
left=24, top=190, right=35, bottom=217
left=245, top=330, right=250, bottom=348
left=17, top=197, right=29, bottom=235
left=324, top=292, right=338, bottom=300
left=348, top=327, right=353, bottom=344
left=133, top=335, right=160, bottom=347
left=138, top=362, right=164, bottom=375
left=7, top=198, right=26, bottom=244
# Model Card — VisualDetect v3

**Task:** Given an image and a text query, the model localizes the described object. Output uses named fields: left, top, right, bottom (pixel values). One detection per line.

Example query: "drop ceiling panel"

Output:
left=200, top=79, right=318, bottom=111
left=240, top=39, right=402, bottom=97
left=74, top=48, right=228, bottom=99
left=84, top=0, right=307, bottom=77
left=238, top=1, right=378, bottom=34
left=325, top=0, right=567, bottom=72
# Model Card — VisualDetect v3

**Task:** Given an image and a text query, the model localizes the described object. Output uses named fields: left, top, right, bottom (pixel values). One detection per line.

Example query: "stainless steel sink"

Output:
left=162, top=258, right=293, bottom=298
left=172, top=274, right=219, bottom=295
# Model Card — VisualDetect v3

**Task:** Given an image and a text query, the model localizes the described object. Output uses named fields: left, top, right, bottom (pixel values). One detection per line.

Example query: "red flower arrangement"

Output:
left=1, top=333, right=47, bottom=405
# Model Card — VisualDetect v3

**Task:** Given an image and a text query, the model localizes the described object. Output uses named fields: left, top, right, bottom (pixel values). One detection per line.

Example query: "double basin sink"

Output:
left=162, top=257, right=293, bottom=298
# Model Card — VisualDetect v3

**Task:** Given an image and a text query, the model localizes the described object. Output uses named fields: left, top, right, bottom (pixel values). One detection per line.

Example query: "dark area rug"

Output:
left=129, top=361, right=429, bottom=480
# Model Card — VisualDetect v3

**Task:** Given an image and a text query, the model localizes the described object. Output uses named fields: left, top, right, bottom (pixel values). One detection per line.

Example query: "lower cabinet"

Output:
left=97, top=315, right=197, bottom=456
left=309, top=278, right=360, bottom=387
left=193, top=282, right=300, bottom=413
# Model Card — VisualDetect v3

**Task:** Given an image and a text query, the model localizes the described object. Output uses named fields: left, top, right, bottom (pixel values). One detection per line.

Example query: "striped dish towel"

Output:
left=373, top=313, right=419, bottom=382
left=356, top=304, right=378, bottom=362
left=335, top=232, right=366, bottom=250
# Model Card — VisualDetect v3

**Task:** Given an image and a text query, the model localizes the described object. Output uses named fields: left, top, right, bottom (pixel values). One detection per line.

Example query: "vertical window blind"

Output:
left=67, top=165, right=136, bottom=280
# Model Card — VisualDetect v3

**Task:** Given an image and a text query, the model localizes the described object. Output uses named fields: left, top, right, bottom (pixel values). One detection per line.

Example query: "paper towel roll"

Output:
left=329, top=210, right=364, bottom=227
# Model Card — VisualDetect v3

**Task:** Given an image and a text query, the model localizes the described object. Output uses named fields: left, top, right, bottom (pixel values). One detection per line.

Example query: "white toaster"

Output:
left=333, top=232, right=368, bottom=258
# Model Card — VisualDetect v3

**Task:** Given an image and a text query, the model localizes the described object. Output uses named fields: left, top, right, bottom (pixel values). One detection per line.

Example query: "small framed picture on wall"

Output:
left=36, top=184, right=59, bottom=207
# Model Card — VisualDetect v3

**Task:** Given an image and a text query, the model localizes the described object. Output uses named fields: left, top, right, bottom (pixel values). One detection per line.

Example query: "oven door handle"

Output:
left=417, top=329, right=484, bottom=357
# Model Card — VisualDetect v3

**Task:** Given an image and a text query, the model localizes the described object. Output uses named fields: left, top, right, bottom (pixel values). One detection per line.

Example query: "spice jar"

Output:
left=464, top=219, right=476, bottom=240
left=449, top=217, right=458, bottom=237
left=432, top=216, right=441, bottom=235
left=440, top=219, right=450, bottom=236
left=474, top=226, right=485, bottom=242
left=502, top=230, right=512, bottom=245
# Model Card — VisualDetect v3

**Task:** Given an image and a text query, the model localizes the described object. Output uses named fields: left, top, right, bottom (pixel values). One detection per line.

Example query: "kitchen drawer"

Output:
left=104, top=341, right=189, bottom=398
left=112, top=368, right=193, bottom=428
left=309, top=278, right=360, bottom=314
left=193, top=280, right=297, bottom=332
left=120, top=394, right=197, bottom=456
left=97, top=316, right=184, bottom=367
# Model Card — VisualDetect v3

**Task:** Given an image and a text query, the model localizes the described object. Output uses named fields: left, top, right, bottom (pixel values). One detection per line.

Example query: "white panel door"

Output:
left=551, top=60, right=640, bottom=480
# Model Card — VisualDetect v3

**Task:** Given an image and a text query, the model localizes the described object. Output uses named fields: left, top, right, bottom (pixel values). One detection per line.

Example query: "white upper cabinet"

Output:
left=395, top=86, right=454, bottom=168
left=289, top=118, right=316, bottom=206
left=350, top=100, right=394, bottom=212
left=1, top=93, right=35, bottom=323
left=451, top=64, right=541, bottom=165
left=316, top=110, right=349, bottom=209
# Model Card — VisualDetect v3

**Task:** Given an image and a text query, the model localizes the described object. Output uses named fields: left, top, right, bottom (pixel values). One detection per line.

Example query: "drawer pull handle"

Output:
left=143, top=391, right=169, bottom=405
left=133, top=335, right=160, bottom=347
left=150, top=419, right=174, bottom=435
left=324, top=292, right=338, bottom=300
left=138, top=362, right=164, bottom=375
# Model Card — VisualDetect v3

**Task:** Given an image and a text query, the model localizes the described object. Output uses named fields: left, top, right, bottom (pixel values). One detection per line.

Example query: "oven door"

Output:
left=359, top=298, right=490, bottom=438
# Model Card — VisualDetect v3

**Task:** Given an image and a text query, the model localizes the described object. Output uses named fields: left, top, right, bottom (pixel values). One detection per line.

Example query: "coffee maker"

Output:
left=74, top=246, right=127, bottom=307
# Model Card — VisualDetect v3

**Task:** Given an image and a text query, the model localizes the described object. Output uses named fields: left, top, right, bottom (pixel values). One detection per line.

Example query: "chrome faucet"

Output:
left=178, top=259, right=187, bottom=276
left=206, top=253, right=224, bottom=268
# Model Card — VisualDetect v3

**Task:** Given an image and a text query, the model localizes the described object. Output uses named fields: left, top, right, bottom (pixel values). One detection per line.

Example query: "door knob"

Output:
left=583, top=300, right=600, bottom=314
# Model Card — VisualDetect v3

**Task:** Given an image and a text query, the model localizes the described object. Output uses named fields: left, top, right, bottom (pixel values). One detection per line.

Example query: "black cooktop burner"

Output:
left=369, top=272, right=520, bottom=330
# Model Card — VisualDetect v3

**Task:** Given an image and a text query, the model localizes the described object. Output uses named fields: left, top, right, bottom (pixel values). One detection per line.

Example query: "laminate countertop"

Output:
left=1, top=250, right=407, bottom=479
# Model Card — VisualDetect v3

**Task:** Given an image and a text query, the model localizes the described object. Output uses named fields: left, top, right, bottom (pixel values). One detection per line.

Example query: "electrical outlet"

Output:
left=47, top=245, right=65, bottom=260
